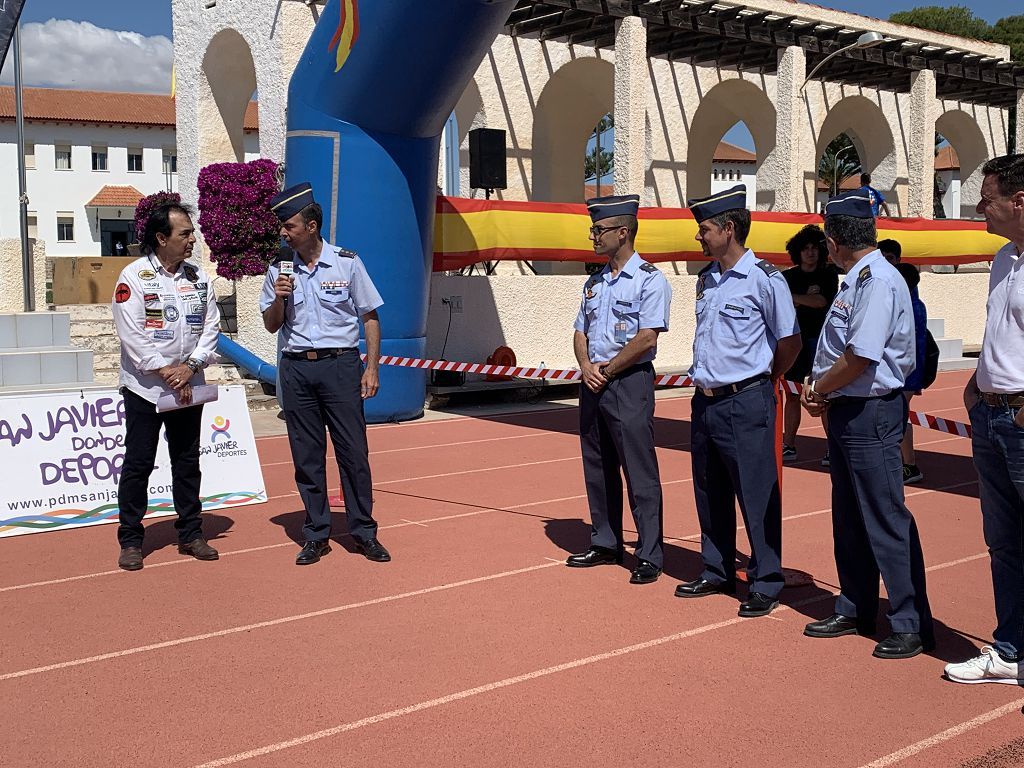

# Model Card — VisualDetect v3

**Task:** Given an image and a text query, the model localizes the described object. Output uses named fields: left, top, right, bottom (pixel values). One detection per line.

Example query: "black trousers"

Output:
left=117, top=388, right=205, bottom=548
left=690, top=378, right=783, bottom=597
left=579, top=362, right=664, bottom=567
left=280, top=351, right=377, bottom=543
left=828, top=392, right=933, bottom=637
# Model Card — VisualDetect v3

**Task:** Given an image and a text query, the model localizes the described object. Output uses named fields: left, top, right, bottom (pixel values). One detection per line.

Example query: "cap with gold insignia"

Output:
left=823, top=189, right=873, bottom=219
left=586, top=194, right=639, bottom=223
left=687, top=184, right=746, bottom=223
left=269, top=182, right=315, bottom=222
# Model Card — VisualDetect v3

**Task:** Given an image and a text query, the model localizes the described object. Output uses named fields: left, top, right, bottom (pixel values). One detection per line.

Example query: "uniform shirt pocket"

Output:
left=718, top=302, right=749, bottom=321
left=584, top=296, right=601, bottom=317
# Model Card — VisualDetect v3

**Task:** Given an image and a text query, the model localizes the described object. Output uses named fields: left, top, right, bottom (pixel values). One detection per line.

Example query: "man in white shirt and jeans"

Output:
left=111, top=203, right=221, bottom=571
left=946, top=154, right=1024, bottom=685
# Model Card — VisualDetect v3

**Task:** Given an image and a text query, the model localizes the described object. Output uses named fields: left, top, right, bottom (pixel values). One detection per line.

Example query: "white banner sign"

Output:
left=0, top=385, right=266, bottom=538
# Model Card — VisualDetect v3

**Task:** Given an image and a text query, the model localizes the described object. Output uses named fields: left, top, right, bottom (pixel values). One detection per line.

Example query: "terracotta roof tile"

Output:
left=85, top=185, right=144, bottom=208
left=0, top=86, right=258, bottom=130
left=713, top=141, right=756, bottom=163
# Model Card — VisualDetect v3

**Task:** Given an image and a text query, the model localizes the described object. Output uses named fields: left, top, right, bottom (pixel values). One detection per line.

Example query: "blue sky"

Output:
left=20, top=0, right=172, bottom=37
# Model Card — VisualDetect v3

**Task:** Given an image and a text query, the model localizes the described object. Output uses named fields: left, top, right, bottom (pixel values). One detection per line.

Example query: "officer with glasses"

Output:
left=566, top=194, right=672, bottom=585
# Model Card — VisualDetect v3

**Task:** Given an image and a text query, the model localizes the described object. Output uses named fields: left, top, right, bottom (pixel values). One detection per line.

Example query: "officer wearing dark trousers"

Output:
left=802, top=189, right=933, bottom=659
left=675, top=185, right=801, bottom=618
left=567, top=194, right=672, bottom=585
left=260, top=182, right=390, bottom=566
left=111, top=202, right=222, bottom=571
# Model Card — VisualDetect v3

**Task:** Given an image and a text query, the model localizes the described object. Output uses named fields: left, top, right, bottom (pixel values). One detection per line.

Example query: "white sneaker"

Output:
left=944, top=647, right=1022, bottom=685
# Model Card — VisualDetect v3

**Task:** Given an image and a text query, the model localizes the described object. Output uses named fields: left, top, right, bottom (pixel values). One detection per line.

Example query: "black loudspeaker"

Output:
left=468, top=128, right=507, bottom=190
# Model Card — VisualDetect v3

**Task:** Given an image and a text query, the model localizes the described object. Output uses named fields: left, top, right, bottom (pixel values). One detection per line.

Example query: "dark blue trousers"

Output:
left=827, top=392, right=933, bottom=637
left=579, top=363, right=664, bottom=567
left=690, top=378, right=783, bottom=597
left=280, top=351, right=377, bottom=543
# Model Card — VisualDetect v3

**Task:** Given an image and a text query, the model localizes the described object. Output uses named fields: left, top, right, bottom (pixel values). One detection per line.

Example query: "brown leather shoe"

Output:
left=178, top=538, right=219, bottom=561
left=118, top=547, right=143, bottom=571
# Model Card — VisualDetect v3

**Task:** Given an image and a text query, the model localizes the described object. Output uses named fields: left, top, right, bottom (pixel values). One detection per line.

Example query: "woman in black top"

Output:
left=782, top=225, right=838, bottom=463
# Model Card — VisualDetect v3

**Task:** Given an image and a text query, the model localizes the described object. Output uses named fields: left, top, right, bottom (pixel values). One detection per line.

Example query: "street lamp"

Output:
left=831, top=144, right=856, bottom=196
left=800, top=31, right=885, bottom=92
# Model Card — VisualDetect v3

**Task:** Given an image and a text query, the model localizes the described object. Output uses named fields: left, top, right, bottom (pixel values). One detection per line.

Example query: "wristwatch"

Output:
left=185, top=358, right=203, bottom=374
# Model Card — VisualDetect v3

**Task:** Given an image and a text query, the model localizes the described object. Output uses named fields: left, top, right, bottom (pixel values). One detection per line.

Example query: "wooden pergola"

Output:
left=506, top=0, right=1024, bottom=108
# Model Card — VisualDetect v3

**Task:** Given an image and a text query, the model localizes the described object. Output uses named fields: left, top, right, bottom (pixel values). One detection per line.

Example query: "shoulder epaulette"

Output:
left=858, top=265, right=872, bottom=282
left=698, top=262, right=715, bottom=276
left=584, top=274, right=601, bottom=290
left=639, top=262, right=658, bottom=273
left=336, top=246, right=357, bottom=258
left=756, top=259, right=780, bottom=277
left=182, top=263, right=199, bottom=282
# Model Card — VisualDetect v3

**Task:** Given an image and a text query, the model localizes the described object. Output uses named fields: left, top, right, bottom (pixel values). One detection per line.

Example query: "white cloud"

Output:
left=0, top=19, right=172, bottom=93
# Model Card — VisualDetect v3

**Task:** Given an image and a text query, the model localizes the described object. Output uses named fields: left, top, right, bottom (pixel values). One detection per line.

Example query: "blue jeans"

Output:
left=970, top=401, right=1024, bottom=661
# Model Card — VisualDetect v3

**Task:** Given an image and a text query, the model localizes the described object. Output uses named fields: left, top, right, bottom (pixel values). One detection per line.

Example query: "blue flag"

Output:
left=0, top=0, right=27, bottom=70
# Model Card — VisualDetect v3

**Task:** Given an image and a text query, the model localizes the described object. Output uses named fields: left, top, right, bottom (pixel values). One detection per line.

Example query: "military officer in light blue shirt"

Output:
left=566, top=194, right=672, bottom=585
left=675, top=185, right=801, bottom=618
left=801, top=189, right=934, bottom=659
left=260, top=182, right=391, bottom=567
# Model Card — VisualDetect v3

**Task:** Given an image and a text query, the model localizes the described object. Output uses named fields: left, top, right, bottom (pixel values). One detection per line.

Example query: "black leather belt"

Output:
left=696, top=374, right=767, bottom=399
left=282, top=348, right=356, bottom=361
left=830, top=390, right=898, bottom=405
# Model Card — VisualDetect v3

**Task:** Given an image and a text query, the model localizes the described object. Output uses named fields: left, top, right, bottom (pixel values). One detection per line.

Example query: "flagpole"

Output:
left=14, top=21, right=33, bottom=311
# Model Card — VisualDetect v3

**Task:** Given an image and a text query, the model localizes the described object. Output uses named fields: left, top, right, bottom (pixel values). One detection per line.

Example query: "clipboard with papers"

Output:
left=155, top=384, right=220, bottom=413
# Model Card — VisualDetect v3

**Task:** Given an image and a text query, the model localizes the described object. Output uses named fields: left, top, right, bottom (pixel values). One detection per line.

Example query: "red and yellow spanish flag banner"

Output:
left=433, top=197, right=1006, bottom=272
left=328, top=0, right=360, bottom=73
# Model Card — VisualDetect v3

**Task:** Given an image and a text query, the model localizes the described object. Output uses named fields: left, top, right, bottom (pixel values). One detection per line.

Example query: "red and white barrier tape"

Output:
left=371, top=354, right=972, bottom=438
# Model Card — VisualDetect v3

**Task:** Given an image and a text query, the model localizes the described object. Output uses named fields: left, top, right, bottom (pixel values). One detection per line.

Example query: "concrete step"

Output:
left=72, top=335, right=122, bottom=355
left=935, top=336, right=963, bottom=360
left=54, top=303, right=113, bottom=321
left=0, top=381, right=108, bottom=396
left=69, top=319, right=119, bottom=339
left=937, top=356, right=978, bottom=372
left=926, top=318, right=945, bottom=338
left=0, top=312, right=71, bottom=349
left=246, top=393, right=280, bottom=412
left=0, top=346, right=94, bottom=387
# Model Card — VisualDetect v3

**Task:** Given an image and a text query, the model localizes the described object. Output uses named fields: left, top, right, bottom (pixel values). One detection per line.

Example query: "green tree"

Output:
left=989, top=15, right=1024, bottom=62
left=818, top=134, right=861, bottom=196
left=889, top=6, right=990, bottom=40
left=584, top=146, right=614, bottom=181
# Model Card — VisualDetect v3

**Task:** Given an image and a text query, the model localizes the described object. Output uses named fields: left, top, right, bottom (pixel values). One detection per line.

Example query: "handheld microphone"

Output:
left=279, top=259, right=293, bottom=305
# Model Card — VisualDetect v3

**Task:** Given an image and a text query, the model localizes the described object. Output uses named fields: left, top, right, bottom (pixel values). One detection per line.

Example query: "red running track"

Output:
left=2, top=369, right=1022, bottom=767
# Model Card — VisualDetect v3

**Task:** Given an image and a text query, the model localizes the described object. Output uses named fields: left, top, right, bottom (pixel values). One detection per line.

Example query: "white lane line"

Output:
left=401, top=518, right=429, bottom=528
left=858, top=697, right=1024, bottom=767
left=188, top=550, right=983, bottom=768
left=0, top=561, right=562, bottom=682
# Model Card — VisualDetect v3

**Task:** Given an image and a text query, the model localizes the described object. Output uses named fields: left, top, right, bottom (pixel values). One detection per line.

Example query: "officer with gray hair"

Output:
left=801, top=189, right=933, bottom=659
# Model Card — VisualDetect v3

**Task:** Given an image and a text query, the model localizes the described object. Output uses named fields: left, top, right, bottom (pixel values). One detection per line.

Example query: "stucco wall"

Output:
left=0, top=238, right=47, bottom=314
left=918, top=270, right=990, bottom=347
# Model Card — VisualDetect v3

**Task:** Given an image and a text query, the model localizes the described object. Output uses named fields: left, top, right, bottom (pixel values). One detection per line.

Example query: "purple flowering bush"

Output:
left=197, top=158, right=282, bottom=280
left=133, top=190, right=181, bottom=244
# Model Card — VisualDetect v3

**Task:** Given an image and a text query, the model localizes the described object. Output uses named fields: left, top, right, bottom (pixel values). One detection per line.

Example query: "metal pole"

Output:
left=14, top=23, right=33, bottom=312
left=595, top=121, right=602, bottom=197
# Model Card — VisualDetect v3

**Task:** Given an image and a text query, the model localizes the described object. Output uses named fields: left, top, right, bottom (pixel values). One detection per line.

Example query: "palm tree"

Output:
left=818, top=134, right=861, bottom=195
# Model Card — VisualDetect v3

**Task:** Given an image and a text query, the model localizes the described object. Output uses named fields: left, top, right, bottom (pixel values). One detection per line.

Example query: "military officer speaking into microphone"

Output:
left=675, top=185, right=801, bottom=618
left=801, top=190, right=934, bottom=659
left=566, top=194, right=672, bottom=585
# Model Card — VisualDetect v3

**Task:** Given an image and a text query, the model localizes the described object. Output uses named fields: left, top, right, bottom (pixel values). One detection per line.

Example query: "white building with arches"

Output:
left=170, top=0, right=1023, bottom=369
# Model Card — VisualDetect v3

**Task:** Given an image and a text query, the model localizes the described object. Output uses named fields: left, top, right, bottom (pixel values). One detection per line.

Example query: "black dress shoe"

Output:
left=873, top=633, right=927, bottom=659
left=355, top=537, right=391, bottom=562
left=738, top=592, right=779, bottom=617
left=295, top=540, right=331, bottom=565
left=566, top=547, right=623, bottom=568
left=804, top=613, right=876, bottom=638
left=629, top=560, right=661, bottom=584
left=674, top=577, right=736, bottom=598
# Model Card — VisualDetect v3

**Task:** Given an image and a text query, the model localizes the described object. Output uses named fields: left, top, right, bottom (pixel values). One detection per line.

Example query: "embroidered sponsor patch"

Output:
left=114, top=283, right=131, bottom=303
left=164, top=305, right=180, bottom=322
left=145, top=318, right=164, bottom=329
left=185, top=313, right=203, bottom=325
left=189, top=326, right=203, bottom=335
left=142, top=280, right=163, bottom=291
left=143, top=293, right=159, bottom=303
left=153, top=329, right=174, bottom=340
left=189, top=302, right=206, bottom=314
left=137, top=269, right=156, bottom=279
left=145, top=308, right=163, bottom=319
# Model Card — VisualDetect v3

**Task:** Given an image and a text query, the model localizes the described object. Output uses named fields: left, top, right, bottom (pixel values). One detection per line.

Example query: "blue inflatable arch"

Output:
left=283, top=0, right=516, bottom=421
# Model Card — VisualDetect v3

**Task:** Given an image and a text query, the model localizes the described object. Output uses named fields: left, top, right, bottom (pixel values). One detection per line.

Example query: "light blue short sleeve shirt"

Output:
left=688, top=249, right=800, bottom=389
left=811, top=249, right=915, bottom=397
left=259, top=241, right=384, bottom=353
left=574, top=252, right=672, bottom=364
